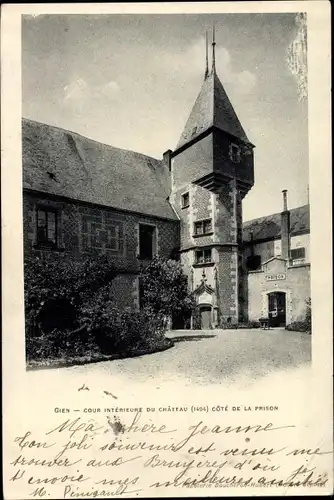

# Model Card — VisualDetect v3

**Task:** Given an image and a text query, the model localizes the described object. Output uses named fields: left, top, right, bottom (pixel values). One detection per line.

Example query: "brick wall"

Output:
left=214, top=181, right=236, bottom=244
left=170, top=148, right=245, bottom=323
left=170, top=183, right=215, bottom=250
left=180, top=252, right=193, bottom=291
left=170, top=185, right=193, bottom=250
left=167, top=129, right=254, bottom=325
left=216, top=247, right=238, bottom=322
left=23, top=191, right=179, bottom=309
left=109, top=274, right=138, bottom=310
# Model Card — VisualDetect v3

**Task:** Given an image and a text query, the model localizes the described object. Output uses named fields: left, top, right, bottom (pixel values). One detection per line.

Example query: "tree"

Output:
left=139, top=256, right=195, bottom=324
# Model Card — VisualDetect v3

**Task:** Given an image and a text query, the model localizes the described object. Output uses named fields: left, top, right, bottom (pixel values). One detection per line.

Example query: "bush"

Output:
left=25, top=255, right=171, bottom=363
left=285, top=321, right=310, bottom=333
left=79, top=287, right=165, bottom=355
left=139, top=256, right=195, bottom=322
left=26, top=326, right=100, bottom=361
left=97, top=309, right=165, bottom=355
left=24, top=254, right=118, bottom=338
left=220, top=320, right=261, bottom=329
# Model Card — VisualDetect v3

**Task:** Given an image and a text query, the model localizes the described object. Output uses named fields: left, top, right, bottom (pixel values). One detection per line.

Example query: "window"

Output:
left=194, top=219, right=212, bottom=236
left=139, top=224, right=156, bottom=260
left=181, top=192, right=190, bottom=209
left=195, top=248, right=212, bottom=265
left=290, top=247, right=305, bottom=259
left=36, top=207, right=57, bottom=247
left=229, top=143, right=241, bottom=163
left=247, top=254, right=262, bottom=271
left=290, top=247, right=305, bottom=264
left=106, top=225, right=120, bottom=251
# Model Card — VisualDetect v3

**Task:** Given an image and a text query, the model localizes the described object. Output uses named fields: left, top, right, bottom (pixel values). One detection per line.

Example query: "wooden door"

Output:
left=200, top=306, right=212, bottom=330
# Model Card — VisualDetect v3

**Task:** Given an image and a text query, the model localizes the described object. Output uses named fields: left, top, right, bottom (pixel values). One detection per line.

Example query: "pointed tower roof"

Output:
left=176, top=30, right=252, bottom=151
left=176, top=71, right=251, bottom=150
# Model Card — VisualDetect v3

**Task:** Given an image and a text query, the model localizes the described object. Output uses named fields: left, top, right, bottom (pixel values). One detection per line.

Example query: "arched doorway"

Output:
left=268, top=292, right=286, bottom=327
left=199, top=305, right=212, bottom=330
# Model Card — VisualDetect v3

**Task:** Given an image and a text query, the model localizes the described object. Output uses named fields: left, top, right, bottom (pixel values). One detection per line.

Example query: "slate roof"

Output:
left=243, top=205, right=310, bottom=243
left=176, top=71, right=251, bottom=150
left=22, top=118, right=178, bottom=221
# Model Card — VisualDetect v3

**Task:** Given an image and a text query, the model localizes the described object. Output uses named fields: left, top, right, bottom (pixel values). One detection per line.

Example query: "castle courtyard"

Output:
left=26, top=329, right=311, bottom=399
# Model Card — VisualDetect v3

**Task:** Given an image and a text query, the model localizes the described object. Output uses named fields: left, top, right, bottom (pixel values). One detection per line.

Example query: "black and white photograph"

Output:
left=22, top=12, right=311, bottom=380
left=1, top=3, right=332, bottom=498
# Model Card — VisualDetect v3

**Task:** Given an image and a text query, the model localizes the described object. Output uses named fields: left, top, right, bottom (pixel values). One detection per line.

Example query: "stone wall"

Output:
left=248, top=262, right=311, bottom=324
left=243, top=233, right=310, bottom=266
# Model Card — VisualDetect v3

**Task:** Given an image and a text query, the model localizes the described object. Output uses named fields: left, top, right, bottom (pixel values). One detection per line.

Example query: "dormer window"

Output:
left=229, top=143, right=241, bottom=163
left=181, top=192, right=190, bottom=209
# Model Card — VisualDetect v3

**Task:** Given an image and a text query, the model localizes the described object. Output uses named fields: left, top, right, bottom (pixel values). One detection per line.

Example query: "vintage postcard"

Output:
left=1, top=1, right=332, bottom=498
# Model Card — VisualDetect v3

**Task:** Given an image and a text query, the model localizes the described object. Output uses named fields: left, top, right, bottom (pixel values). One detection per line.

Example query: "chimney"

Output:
left=281, top=190, right=290, bottom=260
left=163, top=149, right=172, bottom=171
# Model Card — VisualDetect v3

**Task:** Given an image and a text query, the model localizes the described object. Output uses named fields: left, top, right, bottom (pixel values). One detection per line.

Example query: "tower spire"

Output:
left=212, top=23, right=216, bottom=74
left=204, top=30, right=209, bottom=79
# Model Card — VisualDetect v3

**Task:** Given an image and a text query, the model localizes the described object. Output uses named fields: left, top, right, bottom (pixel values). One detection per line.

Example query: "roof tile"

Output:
left=176, top=71, right=250, bottom=150
left=243, top=205, right=310, bottom=242
left=22, top=118, right=178, bottom=221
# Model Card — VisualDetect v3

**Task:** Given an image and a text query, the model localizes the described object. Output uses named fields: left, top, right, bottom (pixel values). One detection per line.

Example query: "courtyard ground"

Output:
left=26, top=328, right=312, bottom=403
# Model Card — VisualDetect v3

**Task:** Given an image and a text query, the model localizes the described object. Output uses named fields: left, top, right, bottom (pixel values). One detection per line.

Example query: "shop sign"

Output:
left=266, top=273, right=286, bottom=281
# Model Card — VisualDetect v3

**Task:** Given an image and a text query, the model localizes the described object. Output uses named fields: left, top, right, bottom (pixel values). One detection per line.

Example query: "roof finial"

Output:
left=212, top=23, right=216, bottom=74
left=204, top=30, right=209, bottom=79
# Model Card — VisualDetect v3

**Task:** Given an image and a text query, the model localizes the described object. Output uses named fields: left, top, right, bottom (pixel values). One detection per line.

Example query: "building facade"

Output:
left=243, top=195, right=310, bottom=326
left=22, top=36, right=310, bottom=329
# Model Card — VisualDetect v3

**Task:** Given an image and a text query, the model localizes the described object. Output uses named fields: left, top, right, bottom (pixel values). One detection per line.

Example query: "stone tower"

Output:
left=169, top=29, right=255, bottom=328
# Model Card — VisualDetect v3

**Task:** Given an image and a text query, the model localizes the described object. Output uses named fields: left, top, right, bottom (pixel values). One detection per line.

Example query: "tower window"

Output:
left=194, top=219, right=212, bottom=236
left=195, top=248, right=212, bottom=265
left=181, top=192, right=190, bottom=208
left=139, top=224, right=156, bottom=260
left=229, top=143, right=241, bottom=163
left=36, top=207, right=58, bottom=247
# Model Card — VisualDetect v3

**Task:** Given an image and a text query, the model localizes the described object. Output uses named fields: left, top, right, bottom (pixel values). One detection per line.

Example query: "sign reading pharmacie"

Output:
left=266, top=273, right=286, bottom=281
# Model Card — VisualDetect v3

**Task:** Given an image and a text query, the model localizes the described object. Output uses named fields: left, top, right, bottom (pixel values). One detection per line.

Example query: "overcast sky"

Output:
left=22, top=13, right=308, bottom=221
